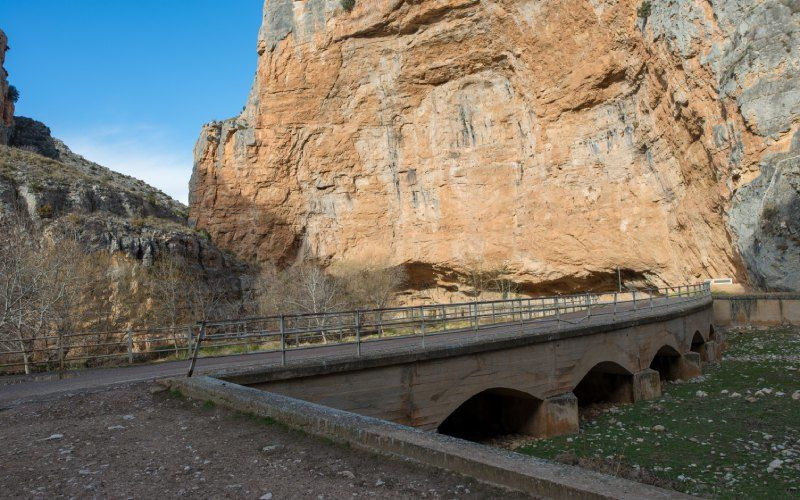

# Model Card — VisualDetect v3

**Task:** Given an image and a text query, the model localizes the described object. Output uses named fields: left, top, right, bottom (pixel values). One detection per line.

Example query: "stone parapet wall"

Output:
left=166, top=376, right=690, bottom=500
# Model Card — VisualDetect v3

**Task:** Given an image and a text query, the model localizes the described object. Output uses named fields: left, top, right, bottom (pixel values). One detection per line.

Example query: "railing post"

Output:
left=555, top=296, right=560, bottom=328
left=126, top=328, right=133, bottom=364
left=613, top=292, right=617, bottom=320
left=355, top=311, right=361, bottom=357
left=649, top=288, right=653, bottom=309
left=280, top=315, right=286, bottom=366
left=586, top=293, right=591, bottom=319
left=187, top=322, right=205, bottom=378
left=491, top=302, right=496, bottom=324
left=186, top=325, right=193, bottom=359
left=420, top=306, right=426, bottom=348
left=473, top=302, right=478, bottom=332
left=632, top=290, right=637, bottom=311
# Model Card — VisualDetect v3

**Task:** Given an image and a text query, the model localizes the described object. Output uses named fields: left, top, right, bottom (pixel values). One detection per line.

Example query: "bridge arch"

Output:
left=437, top=387, right=542, bottom=441
left=690, top=330, right=706, bottom=353
left=572, top=361, right=636, bottom=407
left=649, top=345, right=682, bottom=381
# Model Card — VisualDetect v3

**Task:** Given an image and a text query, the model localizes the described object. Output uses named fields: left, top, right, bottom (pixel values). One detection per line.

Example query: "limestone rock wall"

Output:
left=0, top=29, right=13, bottom=145
left=190, top=0, right=800, bottom=294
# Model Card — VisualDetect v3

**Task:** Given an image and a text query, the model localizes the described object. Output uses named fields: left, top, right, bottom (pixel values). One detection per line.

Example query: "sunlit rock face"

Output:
left=190, top=0, right=800, bottom=295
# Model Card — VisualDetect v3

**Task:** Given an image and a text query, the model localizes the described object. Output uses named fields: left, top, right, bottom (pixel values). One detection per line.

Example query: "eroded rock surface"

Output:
left=190, top=0, right=800, bottom=295
left=0, top=29, right=13, bottom=145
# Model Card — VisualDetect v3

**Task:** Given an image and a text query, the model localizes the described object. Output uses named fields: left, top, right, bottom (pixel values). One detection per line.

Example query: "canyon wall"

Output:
left=0, top=29, right=14, bottom=145
left=190, top=0, right=800, bottom=296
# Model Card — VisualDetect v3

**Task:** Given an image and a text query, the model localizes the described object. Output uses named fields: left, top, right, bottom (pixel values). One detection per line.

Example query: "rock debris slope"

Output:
left=190, top=0, right=800, bottom=294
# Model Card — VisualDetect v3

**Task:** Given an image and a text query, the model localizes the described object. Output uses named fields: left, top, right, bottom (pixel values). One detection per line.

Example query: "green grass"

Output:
left=518, top=326, right=800, bottom=498
left=202, top=400, right=216, bottom=410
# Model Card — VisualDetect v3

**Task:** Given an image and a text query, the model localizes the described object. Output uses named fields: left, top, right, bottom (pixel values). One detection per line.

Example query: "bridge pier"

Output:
left=674, top=352, right=703, bottom=379
left=525, top=393, right=579, bottom=438
left=632, top=368, right=662, bottom=401
left=698, top=340, right=720, bottom=363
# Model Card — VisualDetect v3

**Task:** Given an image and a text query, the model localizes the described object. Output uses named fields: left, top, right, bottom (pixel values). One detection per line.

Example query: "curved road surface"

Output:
left=0, top=294, right=708, bottom=406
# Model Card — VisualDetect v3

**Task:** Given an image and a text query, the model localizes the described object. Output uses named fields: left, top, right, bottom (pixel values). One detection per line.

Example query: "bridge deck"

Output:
left=0, top=291, right=709, bottom=405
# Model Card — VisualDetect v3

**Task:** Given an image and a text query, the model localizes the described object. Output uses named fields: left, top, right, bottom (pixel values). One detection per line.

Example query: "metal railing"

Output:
left=0, top=282, right=710, bottom=374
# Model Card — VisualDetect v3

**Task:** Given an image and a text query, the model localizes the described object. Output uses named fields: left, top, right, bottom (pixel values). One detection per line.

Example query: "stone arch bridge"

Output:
left=204, top=284, right=720, bottom=439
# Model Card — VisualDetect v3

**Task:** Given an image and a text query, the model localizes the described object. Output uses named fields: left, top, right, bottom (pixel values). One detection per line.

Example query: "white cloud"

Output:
left=60, top=124, right=193, bottom=204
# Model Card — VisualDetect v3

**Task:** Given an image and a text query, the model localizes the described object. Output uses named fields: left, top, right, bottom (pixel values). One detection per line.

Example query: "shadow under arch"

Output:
left=690, top=330, right=706, bottom=353
left=709, top=324, right=717, bottom=342
left=573, top=361, right=635, bottom=407
left=649, top=344, right=682, bottom=381
left=437, top=388, right=542, bottom=441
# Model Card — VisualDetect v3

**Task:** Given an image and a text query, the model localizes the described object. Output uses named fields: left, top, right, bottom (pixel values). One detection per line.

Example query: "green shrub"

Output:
left=196, top=228, right=212, bottom=240
left=29, top=180, right=44, bottom=193
left=341, top=0, right=355, bottom=12
left=6, top=85, right=19, bottom=103
left=637, top=0, right=651, bottom=19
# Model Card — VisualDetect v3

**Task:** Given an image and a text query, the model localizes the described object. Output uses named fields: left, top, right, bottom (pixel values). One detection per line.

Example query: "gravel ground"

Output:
left=0, top=384, right=528, bottom=499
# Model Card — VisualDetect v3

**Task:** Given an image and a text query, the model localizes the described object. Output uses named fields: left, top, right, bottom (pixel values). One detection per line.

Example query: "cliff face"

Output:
left=0, top=29, right=13, bottom=145
left=191, top=0, right=800, bottom=294
left=0, top=118, right=232, bottom=274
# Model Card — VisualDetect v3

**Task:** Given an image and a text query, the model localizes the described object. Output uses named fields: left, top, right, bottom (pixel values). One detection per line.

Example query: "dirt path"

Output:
left=0, top=383, right=528, bottom=499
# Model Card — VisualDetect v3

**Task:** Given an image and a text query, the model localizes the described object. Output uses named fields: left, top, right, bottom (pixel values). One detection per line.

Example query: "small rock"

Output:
left=107, top=425, right=126, bottom=431
left=791, top=391, right=800, bottom=401
left=338, top=470, right=355, bottom=479
left=746, top=396, right=758, bottom=403
left=148, top=385, right=167, bottom=395
left=122, top=415, right=135, bottom=421
left=720, top=390, right=729, bottom=395
left=260, top=494, right=273, bottom=500
left=39, top=434, right=64, bottom=441
left=262, top=445, right=282, bottom=452
left=652, top=425, right=665, bottom=432
left=730, top=392, right=742, bottom=398
left=695, top=390, right=708, bottom=398
left=767, top=459, right=783, bottom=473
left=375, top=479, right=385, bottom=487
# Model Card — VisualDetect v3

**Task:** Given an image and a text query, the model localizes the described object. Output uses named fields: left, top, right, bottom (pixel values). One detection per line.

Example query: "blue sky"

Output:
left=3, top=1, right=263, bottom=203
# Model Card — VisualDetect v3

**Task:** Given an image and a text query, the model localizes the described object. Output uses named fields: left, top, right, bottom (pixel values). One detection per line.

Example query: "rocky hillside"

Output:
left=0, top=29, right=14, bottom=145
left=0, top=117, right=231, bottom=273
left=190, top=0, right=799, bottom=295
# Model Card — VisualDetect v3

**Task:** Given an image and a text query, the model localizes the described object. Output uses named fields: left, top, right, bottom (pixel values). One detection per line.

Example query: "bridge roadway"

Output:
left=0, top=292, right=714, bottom=409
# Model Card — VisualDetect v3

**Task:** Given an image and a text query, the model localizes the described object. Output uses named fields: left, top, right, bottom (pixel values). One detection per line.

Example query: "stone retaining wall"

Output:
left=713, top=295, right=800, bottom=326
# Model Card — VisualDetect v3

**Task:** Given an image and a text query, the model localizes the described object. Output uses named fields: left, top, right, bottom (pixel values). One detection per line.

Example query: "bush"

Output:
left=6, top=85, right=19, bottom=103
left=36, top=204, right=54, bottom=219
left=131, top=216, right=146, bottom=228
left=637, top=0, right=651, bottom=19
left=341, top=0, right=355, bottom=12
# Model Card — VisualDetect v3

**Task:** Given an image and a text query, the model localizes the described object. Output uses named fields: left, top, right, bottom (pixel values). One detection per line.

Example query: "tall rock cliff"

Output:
left=0, top=29, right=14, bottom=145
left=191, top=0, right=800, bottom=295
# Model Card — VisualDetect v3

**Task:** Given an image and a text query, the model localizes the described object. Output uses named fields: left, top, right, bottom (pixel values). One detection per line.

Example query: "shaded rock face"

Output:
left=729, top=130, right=800, bottom=291
left=191, top=0, right=800, bottom=294
left=0, top=29, right=13, bottom=145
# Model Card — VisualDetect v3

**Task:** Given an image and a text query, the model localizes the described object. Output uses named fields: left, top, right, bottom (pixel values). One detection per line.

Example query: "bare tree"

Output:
left=338, top=262, right=407, bottom=310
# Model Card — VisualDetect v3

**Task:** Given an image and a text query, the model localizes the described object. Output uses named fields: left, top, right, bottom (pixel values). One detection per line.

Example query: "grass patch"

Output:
left=168, top=389, right=185, bottom=400
left=517, top=326, right=800, bottom=498
left=203, top=400, right=216, bottom=410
